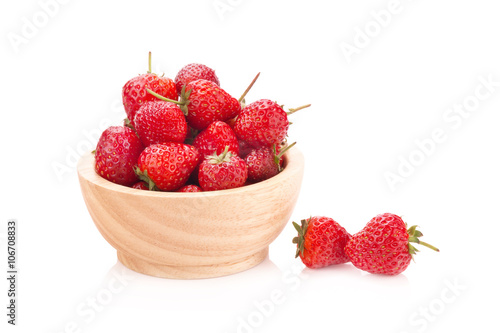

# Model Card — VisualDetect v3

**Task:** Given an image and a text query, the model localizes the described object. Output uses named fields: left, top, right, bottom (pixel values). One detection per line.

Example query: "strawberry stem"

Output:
left=220, top=145, right=230, bottom=160
left=124, top=118, right=136, bottom=131
left=146, top=88, right=181, bottom=104
left=407, top=224, right=440, bottom=258
left=276, top=142, right=296, bottom=159
left=413, top=239, right=440, bottom=252
left=238, top=72, right=260, bottom=103
left=287, top=104, right=311, bottom=115
left=147, top=51, right=152, bottom=74
left=274, top=142, right=296, bottom=172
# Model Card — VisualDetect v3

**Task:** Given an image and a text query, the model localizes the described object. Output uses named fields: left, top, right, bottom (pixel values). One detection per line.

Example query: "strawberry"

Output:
left=293, top=216, right=351, bottom=268
left=94, top=126, right=144, bottom=186
left=198, top=146, right=248, bottom=191
left=174, top=63, right=220, bottom=96
left=178, top=184, right=202, bottom=192
left=179, top=79, right=241, bottom=130
left=234, top=99, right=310, bottom=147
left=122, top=52, right=177, bottom=126
left=245, top=142, right=296, bottom=182
left=131, top=182, right=149, bottom=190
left=134, top=100, right=187, bottom=146
left=134, top=143, right=200, bottom=191
left=345, top=213, right=439, bottom=275
left=192, top=121, right=239, bottom=157
left=148, top=79, right=241, bottom=131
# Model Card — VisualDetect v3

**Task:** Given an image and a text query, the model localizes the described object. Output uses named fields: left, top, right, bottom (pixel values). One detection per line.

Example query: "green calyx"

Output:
left=207, top=146, right=233, bottom=165
left=146, top=85, right=191, bottom=116
left=134, top=166, right=158, bottom=191
left=124, top=117, right=136, bottom=131
left=178, top=85, right=191, bottom=116
left=407, top=224, right=440, bottom=259
left=292, top=218, right=310, bottom=258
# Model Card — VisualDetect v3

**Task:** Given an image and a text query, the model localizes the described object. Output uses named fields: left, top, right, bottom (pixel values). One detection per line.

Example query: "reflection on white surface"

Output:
left=84, top=257, right=290, bottom=332
left=52, top=257, right=414, bottom=333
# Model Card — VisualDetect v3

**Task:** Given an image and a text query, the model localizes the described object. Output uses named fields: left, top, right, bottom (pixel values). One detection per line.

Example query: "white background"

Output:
left=1, top=0, right=499, bottom=332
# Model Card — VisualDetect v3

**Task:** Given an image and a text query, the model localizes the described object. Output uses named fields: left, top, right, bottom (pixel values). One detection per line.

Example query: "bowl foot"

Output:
left=117, top=248, right=269, bottom=279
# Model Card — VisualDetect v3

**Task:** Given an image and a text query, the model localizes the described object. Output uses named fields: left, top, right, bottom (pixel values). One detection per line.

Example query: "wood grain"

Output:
left=77, top=148, right=304, bottom=279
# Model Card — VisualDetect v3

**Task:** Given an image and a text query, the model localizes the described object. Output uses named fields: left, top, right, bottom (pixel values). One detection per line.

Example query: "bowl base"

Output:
left=117, top=248, right=269, bottom=279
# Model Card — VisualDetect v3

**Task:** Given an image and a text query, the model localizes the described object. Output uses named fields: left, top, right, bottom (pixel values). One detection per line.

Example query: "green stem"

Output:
left=287, top=104, right=311, bottom=115
left=277, top=142, right=296, bottom=159
left=418, top=241, right=440, bottom=252
left=146, top=88, right=181, bottom=104
left=147, top=51, right=152, bottom=74
left=408, top=225, right=440, bottom=253
left=219, top=145, right=230, bottom=161
left=238, top=72, right=260, bottom=103
left=274, top=142, right=296, bottom=171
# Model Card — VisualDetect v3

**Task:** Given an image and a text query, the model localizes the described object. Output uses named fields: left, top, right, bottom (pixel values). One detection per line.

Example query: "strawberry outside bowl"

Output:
left=77, top=148, right=304, bottom=279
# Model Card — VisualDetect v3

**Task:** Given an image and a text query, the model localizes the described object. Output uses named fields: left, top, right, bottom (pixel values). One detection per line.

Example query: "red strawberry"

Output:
left=198, top=146, right=248, bottom=191
left=193, top=121, right=239, bottom=157
left=94, top=126, right=144, bottom=186
left=234, top=100, right=309, bottom=147
left=345, top=213, right=439, bottom=275
left=178, top=185, right=202, bottom=192
left=134, top=101, right=187, bottom=146
left=184, top=79, right=241, bottom=130
left=147, top=79, right=241, bottom=131
left=131, top=182, right=149, bottom=190
left=135, top=143, right=200, bottom=191
left=293, top=216, right=351, bottom=268
left=175, top=63, right=220, bottom=96
left=245, top=142, right=295, bottom=182
left=122, top=52, right=177, bottom=125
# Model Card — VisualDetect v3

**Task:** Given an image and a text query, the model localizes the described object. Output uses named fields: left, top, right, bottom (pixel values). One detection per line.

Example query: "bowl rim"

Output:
left=77, top=147, right=304, bottom=198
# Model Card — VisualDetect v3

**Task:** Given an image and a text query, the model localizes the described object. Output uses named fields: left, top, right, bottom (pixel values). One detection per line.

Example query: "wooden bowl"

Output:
left=77, top=148, right=304, bottom=279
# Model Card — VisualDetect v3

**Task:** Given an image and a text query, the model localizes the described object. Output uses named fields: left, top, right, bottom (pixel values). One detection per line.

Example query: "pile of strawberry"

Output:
left=293, top=213, right=439, bottom=275
left=94, top=53, right=309, bottom=192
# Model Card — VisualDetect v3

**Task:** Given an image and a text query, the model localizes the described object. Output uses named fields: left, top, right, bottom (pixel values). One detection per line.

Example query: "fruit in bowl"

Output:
left=78, top=147, right=303, bottom=279
left=77, top=53, right=308, bottom=278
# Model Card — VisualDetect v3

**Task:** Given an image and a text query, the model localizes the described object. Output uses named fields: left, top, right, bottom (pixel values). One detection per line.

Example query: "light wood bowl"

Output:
left=77, top=148, right=304, bottom=279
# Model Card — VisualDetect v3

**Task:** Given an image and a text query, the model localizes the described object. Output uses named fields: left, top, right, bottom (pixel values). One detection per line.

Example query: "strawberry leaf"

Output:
left=134, top=166, right=158, bottom=191
left=292, top=222, right=303, bottom=235
left=292, top=218, right=311, bottom=258
left=407, top=224, right=439, bottom=259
